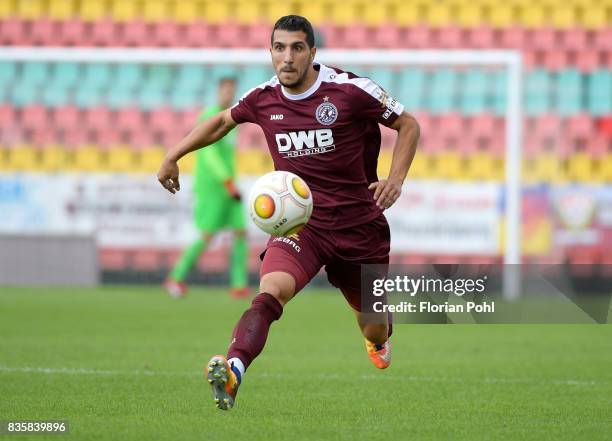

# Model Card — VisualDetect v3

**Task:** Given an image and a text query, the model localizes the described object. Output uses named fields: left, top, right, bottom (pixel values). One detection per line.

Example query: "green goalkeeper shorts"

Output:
left=194, top=196, right=246, bottom=233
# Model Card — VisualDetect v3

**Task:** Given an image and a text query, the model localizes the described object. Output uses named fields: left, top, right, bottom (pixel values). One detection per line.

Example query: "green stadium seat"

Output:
left=170, top=87, right=201, bottom=110
left=51, top=62, right=80, bottom=88
left=107, top=86, right=135, bottom=109
left=83, top=63, right=112, bottom=89
left=397, top=68, right=425, bottom=111
left=74, top=86, right=104, bottom=108
left=139, top=86, right=166, bottom=110
left=146, top=64, right=173, bottom=88
left=0, top=62, right=17, bottom=83
left=236, top=66, right=271, bottom=98
left=369, top=68, right=394, bottom=91
left=587, top=70, right=612, bottom=116
left=429, top=69, right=457, bottom=114
left=42, top=85, right=70, bottom=107
left=115, top=63, right=144, bottom=88
left=176, top=64, right=207, bottom=91
left=460, top=69, right=488, bottom=115
left=11, top=83, right=39, bottom=107
left=524, top=69, right=551, bottom=116
left=21, top=62, right=49, bottom=86
left=491, top=71, right=508, bottom=115
left=555, top=69, right=582, bottom=116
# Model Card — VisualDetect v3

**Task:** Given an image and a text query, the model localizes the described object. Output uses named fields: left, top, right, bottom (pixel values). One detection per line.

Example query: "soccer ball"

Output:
left=248, top=171, right=313, bottom=236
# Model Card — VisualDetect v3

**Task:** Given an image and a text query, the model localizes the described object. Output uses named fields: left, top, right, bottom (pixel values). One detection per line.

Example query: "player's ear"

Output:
left=309, top=46, right=316, bottom=62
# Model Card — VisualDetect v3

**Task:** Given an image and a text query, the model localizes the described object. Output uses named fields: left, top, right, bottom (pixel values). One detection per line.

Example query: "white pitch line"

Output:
left=0, top=365, right=606, bottom=387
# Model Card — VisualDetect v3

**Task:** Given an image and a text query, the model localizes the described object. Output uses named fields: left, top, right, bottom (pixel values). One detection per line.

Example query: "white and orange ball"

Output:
left=248, top=171, right=313, bottom=236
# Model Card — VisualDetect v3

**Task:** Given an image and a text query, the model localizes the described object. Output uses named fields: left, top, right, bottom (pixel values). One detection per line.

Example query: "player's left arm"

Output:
left=369, top=112, right=420, bottom=209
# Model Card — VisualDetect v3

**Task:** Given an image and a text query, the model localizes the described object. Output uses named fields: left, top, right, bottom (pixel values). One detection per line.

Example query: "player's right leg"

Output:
left=207, top=230, right=326, bottom=410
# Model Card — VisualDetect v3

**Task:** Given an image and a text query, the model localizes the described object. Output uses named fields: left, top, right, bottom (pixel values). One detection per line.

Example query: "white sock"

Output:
left=228, top=357, right=245, bottom=377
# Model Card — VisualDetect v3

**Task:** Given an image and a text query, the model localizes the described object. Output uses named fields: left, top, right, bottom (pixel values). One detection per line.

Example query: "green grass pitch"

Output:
left=1, top=286, right=611, bottom=440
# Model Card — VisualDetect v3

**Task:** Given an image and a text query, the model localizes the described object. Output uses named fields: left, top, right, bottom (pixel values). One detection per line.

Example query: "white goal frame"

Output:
left=0, top=47, right=523, bottom=299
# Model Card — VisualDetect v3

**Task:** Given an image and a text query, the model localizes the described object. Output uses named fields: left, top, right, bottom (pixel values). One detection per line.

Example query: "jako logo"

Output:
left=270, top=114, right=284, bottom=120
left=275, top=129, right=335, bottom=158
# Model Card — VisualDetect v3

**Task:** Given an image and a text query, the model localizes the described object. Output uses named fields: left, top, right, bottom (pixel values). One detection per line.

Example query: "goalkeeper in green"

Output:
left=164, top=78, right=249, bottom=299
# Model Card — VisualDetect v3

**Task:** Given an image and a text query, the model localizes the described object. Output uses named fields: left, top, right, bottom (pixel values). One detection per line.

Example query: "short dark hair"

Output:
left=271, top=15, right=315, bottom=48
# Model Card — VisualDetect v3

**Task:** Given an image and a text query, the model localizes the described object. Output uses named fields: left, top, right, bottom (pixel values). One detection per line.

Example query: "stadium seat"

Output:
left=499, top=26, right=527, bottom=49
left=98, top=248, right=130, bottom=271
left=83, top=62, right=112, bottom=89
left=0, top=18, right=29, bottom=45
left=395, top=2, right=419, bottom=26
left=435, top=26, right=465, bottom=48
left=574, top=50, right=600, bottom=73
left=52, top=106, right=81, bottom=131
left=184, top=22, right=214, bottom=47
left=64, top=127, right=90, bottom=147
left=598, top=116, right=612, bottom=138
left=405, top=25, right=433, bottom=48
left=550, top=5, right=576, bottom=29
left=50, top=62, right=81, bottom=89
left=562, top=27, right=587, bottom=51
left=172, top=0, right=198, bottom=24
left=488, top=4, right=514, bottom=28
left=90, top=19, right=117, bottom=46
left=153, top=21, right=183, bottom=47
left=566, top=152, right=594, bottom=182
left=107, top=85, right=136, bottom=109
left=555, top=69, right=583, bottom=116
left=530, top=27, right=557, bottom=51
left=397, top=68, right=425, bottom=111
left=142, top=0, right=168, bottom=22
left=459, top=69, right=488, bottom=115
left=0, top=62, right=17, bottom=91
left=369, top=23, right=400, bottom=48
left=29, top=18, right=62, bottom=46
left=41, top=85, right=69, bottom=107
left=39, top=145, right=66, bottom=171
left=115, top=108, right=144, bottom=132
left=79, top=0, right=107, bottom=22
left=120, top=20, right=151, bottom=46
left=524, top=69, right=552, bottom=115
left=429, top=69, right=457, bottom=114
left=465, top=26, right=495, bottom=48
left=106, top=145, right=136, bottom=171
left=73, top=86, right=104, bottom=108
left=110, top=0, right=139, bottom=22
left=593, top=27, right=612, bottom=50
left=20, top=105, right=49, bottom=131
left=72, top=145, right=104, bottom=171
left=542, top=49, right=569, bottom=71
left=587, top=70, right=612, bottom=115
left=586, top=134, right=607, bottom=158
left=566, top=113, right=594, bottom=143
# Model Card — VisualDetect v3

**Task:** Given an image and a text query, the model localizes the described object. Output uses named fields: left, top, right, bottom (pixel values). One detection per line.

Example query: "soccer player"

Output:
left=157, top=16, right=420, bottom=410
left=164, top=77, right=249, bottom=299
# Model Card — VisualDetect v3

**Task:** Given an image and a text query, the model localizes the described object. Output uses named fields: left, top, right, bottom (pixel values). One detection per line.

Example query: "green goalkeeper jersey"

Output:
left=193, top=104, right=238, bottom=198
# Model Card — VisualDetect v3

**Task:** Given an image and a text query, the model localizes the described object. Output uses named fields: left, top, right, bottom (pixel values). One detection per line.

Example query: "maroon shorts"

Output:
left=260, top=214, right=390, bottom=311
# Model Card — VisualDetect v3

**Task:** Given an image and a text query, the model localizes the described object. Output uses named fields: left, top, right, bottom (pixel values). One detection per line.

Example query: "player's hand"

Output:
left=224, top=179, right=242, bottom=201
left=369, top=178, right=402, bottom=210
left=157, top=157, right=181, bottom=194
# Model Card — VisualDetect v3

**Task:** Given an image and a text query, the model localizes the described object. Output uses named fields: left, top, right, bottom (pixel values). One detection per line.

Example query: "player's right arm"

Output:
left=157, top=109, right=237, bottom=194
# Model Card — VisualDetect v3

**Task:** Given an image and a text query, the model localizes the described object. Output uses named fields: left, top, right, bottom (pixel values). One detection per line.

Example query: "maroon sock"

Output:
left=227, top=292, right=283, bottom=369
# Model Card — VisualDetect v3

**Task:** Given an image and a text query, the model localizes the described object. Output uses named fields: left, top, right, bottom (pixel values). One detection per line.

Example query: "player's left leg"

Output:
left=165, top=231, right=214, bottom=298
left=327, top=214, right=393, bottom=369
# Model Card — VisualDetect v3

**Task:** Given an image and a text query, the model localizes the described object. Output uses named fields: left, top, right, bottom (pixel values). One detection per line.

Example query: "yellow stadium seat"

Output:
left=235, top=0, right=265, bottom=24
left=72, top=146, right=103, bottom=172
left=110, top=0, right=139, bottom=22
left=395, top=2, right=419, bottom=25
left=520, top=4, right=546, bottom=28
left=0, top=0, right=16, bottom=18
left=467, top=153, right=499, bottom=181
left=237, top=150, right=273, bottom=175
left=172, top=0, right=198, bottom=23
left=535, top=153, right=564, bottom=183
left=362, top=1, right=389, bottom=26
left=566, top=152, right=594, bottom=182
left=298, top=0, right=327, bottom=25
left=376, top=151, right=392, bottom=178
left=9, top=145, right=38, bottom=171
left=488, top=4, right=514, bottom=28
left=142, top=0, right=168, bottom=22
left=405, top=153, right=429, bottom=179
left=435, top=152, right=465, bottom=180
left=599, top=154, right=612, bottom=183
left=105, top=146, right=136, bottom=172
left=581, top=6, right=606, bottom=29
left=426, top=3, right=452, bottom=28
left=134, top=147, right=166, bottom=173
left=79, top=0, right=108, bottom=21
left=202, top=0, right=232, bottom=24
left=456, top=4, right=484, bottom=27
left=16, top=0, right=45, bottom=19
left=47, top=0, right=75, bottom=19
left=39, top=145, right=66, bottom=171
left=329, top=0, right=359, bottom=25
left=550, top=5, right=576, bottom=28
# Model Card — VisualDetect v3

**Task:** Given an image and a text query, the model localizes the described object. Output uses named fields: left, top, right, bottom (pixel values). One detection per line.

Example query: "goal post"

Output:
left=0, top=47, right=523, bottom=298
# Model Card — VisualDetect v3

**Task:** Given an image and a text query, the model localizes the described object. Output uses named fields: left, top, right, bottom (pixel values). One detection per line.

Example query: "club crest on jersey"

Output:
left=315, top=96, right=338, bottom=126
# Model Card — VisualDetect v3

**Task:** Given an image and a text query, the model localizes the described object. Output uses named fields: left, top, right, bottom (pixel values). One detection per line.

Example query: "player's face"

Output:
left=270, top=30, right=316, bottom=89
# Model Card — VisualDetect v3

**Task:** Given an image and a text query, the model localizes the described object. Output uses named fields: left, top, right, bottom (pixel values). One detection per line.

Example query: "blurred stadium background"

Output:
left=0, top=0, right=611, bottom=287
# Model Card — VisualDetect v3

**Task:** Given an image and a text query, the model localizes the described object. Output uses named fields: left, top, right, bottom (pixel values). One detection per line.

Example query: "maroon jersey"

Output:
left=231, top=63, right=404, bottom=230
